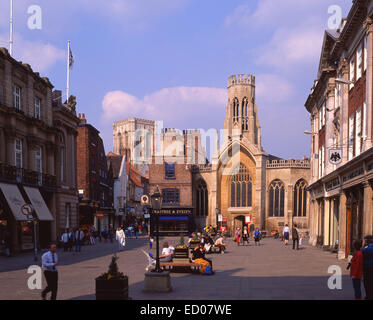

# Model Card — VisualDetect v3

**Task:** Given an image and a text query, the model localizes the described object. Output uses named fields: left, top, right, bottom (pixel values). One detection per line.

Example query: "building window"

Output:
left=233, top=98, right=239, bottom=123
left=318, top=145, right=325, bottom=178
left=356, top=43, right=363, bottom=80
left=293, top=179, right=307, bottom=217
left=355, top=107, right=362, bottom=156
left=364, top=36, right=368, bottom=72
left=268, top=179, right=285, bottom=217
left=196, top=181, right=208, bottom=217
left=230, top=164, right=252, bottom=207
left=14, top=139, right=22, bottom=168
left=242, top=97, right=249, bottom=131
left=165, top=163, right=176, bottom=179
left=13, top=86, right=21, bottom=110
left=162, top=188, right=180, bottom=206
left=349, top=55, right=355, bottom=89
left=34, top=98, right=41, bottom=120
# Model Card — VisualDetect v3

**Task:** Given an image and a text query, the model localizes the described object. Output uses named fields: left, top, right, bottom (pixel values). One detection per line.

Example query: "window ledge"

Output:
left=228, top=207, right=252, bottom=213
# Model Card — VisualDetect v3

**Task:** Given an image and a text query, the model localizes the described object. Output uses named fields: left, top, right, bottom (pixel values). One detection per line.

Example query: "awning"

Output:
left=0, top=182, right=29, bottom=221
left=23, top=186, right=54, bottom=221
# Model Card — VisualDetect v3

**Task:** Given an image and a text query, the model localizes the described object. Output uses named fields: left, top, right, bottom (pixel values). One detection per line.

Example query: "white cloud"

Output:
left=101, top=86, right=227, bottom=125
left=256, top=74, right=295, bottom=103
left=255, top=25, right=323, bottom=71
left=0, top=33, right=65, bottom=73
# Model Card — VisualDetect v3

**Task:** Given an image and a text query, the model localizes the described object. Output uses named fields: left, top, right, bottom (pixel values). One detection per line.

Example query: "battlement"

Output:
left=228, top=74, right=255, bottom=87
left=266, top=159, right=310, bottom=169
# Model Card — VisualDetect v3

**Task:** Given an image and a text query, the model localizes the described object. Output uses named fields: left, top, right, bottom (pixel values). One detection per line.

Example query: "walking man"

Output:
left=75, top=228, right=84, bottom=252
left=61, top=229, right=69, bottom=252
left=362, top=235, right=373, bottom=300
left=116, top=227, right=126, bottom=252
left=41, top=243, right=59, bottom=300
left=292, top=224, right=299, bottom=250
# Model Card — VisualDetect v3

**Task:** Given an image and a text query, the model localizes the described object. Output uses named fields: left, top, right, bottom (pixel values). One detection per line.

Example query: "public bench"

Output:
left=160, top=262, right=201, bottom=273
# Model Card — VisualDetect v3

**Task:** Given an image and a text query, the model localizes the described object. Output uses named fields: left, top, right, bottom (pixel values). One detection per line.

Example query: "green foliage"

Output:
left=97, top=255, right=126, bottom=280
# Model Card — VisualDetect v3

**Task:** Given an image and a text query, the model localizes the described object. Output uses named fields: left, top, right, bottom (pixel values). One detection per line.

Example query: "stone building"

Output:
left=115, top=74, right=311, bottom=236
left=305, top=0, right=373, bottom=260
left=0, top=47, right=79, bottom=252
left=77, top=114, right=114, bottom=232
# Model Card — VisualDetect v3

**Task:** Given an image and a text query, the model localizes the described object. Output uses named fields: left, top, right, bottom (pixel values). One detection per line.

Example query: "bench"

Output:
left=160, top=262, right=201, bottom=273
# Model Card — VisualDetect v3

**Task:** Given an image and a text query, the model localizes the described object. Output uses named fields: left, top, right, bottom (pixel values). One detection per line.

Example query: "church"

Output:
left=113, top=74, right=311, bottom=236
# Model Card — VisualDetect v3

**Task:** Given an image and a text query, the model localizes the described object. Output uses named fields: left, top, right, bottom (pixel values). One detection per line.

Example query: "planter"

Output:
left=174, top=247, right=188, bottom=259
left=95, top=277, right=130, bottom=300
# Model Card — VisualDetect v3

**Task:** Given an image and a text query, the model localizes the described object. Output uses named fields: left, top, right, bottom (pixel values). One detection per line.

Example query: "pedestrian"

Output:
left=116, top=227, right=126, bottom=251
left=235, top=228, right=241, bottom=247
left=103, top=226, right=108, bottom=243
left=134, top=223, right=139, bottom=239
left=75, top=228, right=84, bottom=252
left=242, top=225, right=249, bottom=246
left=348, top=239, right=363, bottom=300
left=68, top=229, right=74, bottom=252
left=149, top=236, right=153, bottom=249
left=283, top=224, right=290, bottom=246
left=128, top=225, right=133, bottom=239
left=292, top=224, right=299, bottom=250
left=61, top=229, right=69, bottom=252
left=254, top=228, right=261, bottom=246
left=4, top=231, right=11, bottom=257
left=89, top=230, right=95, bottom=245
left=109, top=225, right=114, bottom=243
left=41, top=243, right=59, bottom=300
left=362, top=235, right=373, bottom=300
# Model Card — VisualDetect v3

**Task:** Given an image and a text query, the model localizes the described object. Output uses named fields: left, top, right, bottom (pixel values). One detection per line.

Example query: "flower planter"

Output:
left=95, top=277, right=130, bottom=300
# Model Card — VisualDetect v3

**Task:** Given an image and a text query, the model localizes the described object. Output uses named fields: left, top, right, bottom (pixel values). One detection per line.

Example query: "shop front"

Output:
left=150, top=207, right=193, bottom=237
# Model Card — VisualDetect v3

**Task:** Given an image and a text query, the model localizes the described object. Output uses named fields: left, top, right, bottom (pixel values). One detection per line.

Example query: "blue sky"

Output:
left=0, top=0, right=352, bottom=159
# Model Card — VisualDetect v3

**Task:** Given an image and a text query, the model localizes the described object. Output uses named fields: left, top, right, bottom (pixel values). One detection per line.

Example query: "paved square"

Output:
left=0, top=237, right=353, bottom=300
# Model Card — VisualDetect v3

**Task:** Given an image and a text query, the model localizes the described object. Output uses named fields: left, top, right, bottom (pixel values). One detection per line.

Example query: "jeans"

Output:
left=292, top=238, right=299, bottom=250
left=352, top=278, right=362, bottom=300
left=363, top=266, right=373, bottom=300
left=42, top=271, right=58, bottom=300
left=75, top=240, right=81, bottom=252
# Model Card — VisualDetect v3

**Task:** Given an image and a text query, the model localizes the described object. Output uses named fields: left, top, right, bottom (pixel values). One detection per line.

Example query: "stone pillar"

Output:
left=338, top=192, right=347, bottom=260
left=363, top=181, right=373, bottom=236
left=324, top=199, right=330, bottom=247
left=287, top=184, right=294, bottom=230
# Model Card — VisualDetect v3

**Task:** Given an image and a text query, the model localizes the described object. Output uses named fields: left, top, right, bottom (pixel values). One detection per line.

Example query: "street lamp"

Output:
left=151, top=186, right=163, bottom=273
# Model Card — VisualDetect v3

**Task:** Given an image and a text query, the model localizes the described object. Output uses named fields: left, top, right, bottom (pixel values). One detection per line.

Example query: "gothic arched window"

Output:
left=268, top=179, right=285, bottom=217
left=230, top=164, right=252, bottom=207
left=242, top=97, right=249, bottom=131
left=233, top=98, right=239, bottom=123
left=293, top=179, right=308, bottom=217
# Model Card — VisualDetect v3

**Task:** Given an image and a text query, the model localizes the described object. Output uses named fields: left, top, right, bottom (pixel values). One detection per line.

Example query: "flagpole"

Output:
left=66, top=40, right=70, bottom=103
left=9, top=0, right=13, bottom=56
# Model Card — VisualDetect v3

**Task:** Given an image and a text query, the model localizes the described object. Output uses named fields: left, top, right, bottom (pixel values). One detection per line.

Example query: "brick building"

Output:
left=77, top=114, right=114, bottom=232
left=0, top=47, right=80, bottom=252
left=305, top=0, right=373, bottom=259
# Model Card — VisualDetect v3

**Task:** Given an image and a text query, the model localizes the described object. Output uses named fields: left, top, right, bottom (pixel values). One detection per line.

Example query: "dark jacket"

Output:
left=292, top=228, right=299, bottom=240
left=362, top=244, right=373, bottom=268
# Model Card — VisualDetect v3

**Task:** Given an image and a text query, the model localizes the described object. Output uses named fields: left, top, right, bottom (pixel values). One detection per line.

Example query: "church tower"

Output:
left=224, top=74, right=261, bottom=148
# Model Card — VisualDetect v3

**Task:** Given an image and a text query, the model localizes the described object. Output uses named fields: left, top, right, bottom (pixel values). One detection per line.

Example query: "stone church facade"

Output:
left=193, top=75, right=311, bottom=235
left=113, top=74, right=311, bottom=236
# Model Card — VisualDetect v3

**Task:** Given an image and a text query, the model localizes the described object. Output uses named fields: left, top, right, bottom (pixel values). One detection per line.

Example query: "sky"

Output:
left=0, top=0, right=352, bottom=160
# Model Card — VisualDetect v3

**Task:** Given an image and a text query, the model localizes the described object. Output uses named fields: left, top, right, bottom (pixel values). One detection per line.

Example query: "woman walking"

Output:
left=242, top=226, right=249, bottom=246
left=235, top=228, right=241, bottom=247
left=116, top=226, right=126, bottom=251
left=349, top=239, right=363, bottom=300
left=283, top=224, right=290, bottom=246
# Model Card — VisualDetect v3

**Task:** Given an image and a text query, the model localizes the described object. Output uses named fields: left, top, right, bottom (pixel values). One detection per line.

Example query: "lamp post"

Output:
left=151, top=186, right=163, bottom=273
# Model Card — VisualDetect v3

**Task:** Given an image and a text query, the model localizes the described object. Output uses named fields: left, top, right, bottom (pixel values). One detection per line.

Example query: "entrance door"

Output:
left=234, top=216, right=245, bottom=233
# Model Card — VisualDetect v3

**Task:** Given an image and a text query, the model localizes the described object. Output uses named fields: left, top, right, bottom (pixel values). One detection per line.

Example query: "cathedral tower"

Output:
left=224, top=74, right=261, bottom=148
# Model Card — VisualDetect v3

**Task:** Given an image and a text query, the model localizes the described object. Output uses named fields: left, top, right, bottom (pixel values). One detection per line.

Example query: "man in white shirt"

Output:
left=75, top=228, right=84, bottom=252
left=61, top=230, right=69, bottom=252
left=41, top=243, right=59, bottom=300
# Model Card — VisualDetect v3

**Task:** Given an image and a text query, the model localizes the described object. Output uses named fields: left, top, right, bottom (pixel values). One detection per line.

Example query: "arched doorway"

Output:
left=234, top=215, right=245, bottom=233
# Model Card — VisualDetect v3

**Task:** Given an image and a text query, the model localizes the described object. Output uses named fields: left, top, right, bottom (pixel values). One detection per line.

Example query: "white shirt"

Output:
left=162, top=247, right=173, bottom=256
left=75, top=230, right=84, bottom=241
left=61, top=233, right=69, bottom=243
left=283, top=226, right=290, bottom=235
left=42, top=251, right=58, bottom=272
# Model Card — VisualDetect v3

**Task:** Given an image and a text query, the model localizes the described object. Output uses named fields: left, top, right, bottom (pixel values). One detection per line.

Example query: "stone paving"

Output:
left=0, top=236, right=355, bottom=300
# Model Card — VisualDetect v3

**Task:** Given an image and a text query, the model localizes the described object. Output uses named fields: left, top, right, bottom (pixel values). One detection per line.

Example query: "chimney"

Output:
left=80, top=113, right=87, bottom=124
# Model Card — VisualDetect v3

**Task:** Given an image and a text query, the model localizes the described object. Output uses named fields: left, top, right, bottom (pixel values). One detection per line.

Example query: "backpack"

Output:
left=205, top=266, right=212, bottom=275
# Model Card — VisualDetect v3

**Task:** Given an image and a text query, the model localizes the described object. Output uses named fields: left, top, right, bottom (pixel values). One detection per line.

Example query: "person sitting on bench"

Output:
left=160, top=242, right=173, bottom=262
left=192, top=243, right=213, bottom=270
left=214, top=236, right=226, bottom=254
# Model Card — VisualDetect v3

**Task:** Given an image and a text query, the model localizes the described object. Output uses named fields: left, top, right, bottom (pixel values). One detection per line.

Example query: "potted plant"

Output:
left=95, top=254, right=130, bottom=300
left=174, top=235, right=189, bottom=261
